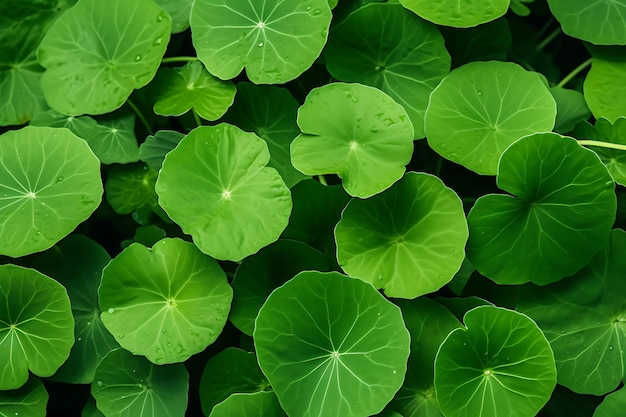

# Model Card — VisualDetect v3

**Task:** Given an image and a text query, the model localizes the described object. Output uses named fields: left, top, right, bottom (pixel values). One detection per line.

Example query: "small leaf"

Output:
left=105, top=163, right=158, bottom=216
left=550, top=87, right=591, bottom=134
left=0, top=375, right=48, bottom=417
left=138, top=130, right=185, bottom=171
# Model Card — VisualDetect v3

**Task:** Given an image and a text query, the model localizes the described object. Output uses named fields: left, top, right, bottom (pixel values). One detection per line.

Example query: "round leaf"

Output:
left=0, top=264, right=74, bottom=390
left=209, top=392, right=286, bottom=417
left=425, top=61, right=557, bottom=175
left=153, top=61, right=236, bottom=120
left=399, top=0, right=510, bottom=28
left=37, top=0, right=171, bottom=115
left=230, top=239, right=329, bottom=335
left=0, top=376, right=48, bottom=417
left=92, top=348, right=189, bottom=417
left=547, top=0, right=626, bottom=45
left=31, top=234, right=118, bottom=385
left=593, top=386, right=626, bottom=417
left=434, top=305, right=556, bottom=417
left=99, top=238, right=232, bottom=364
left=254, top=271, right=410, bottom=417
left=335, top=172, right=468, bottom=299
left=199, top=347, right=269, bottom=415
left=325, top=3, right=450, bottom=138
left=190, top=0, right=332, bottom=84
left=0, top=126, right=103, bottom=258
left=291, top=82, right=414, bottom=198
left=517, top=229, right=626, bottom=395
left=584, top=49, right=626, bottom=123
left=155, top=124, right=292, bottom=261
left=467, top=132, right=616, bottom=285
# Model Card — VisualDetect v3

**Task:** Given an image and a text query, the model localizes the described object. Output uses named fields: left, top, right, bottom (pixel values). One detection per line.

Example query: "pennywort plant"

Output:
left=1, top=0, right=626, bottom=416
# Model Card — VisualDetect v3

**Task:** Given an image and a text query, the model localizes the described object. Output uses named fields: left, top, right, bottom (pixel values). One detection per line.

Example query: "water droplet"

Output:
left=77, top=337, right=82, bottom=342
left=258, top=42, right=264, bottom=47
left=107, top=307, right=115, bottom=314
left=134, top=55, right=141, bottom=61
left=132, top=369, right=136, bottom=373
left=153, top=38, right=163, bottom=46
left=477, top=90, right=483, bottom=96
left=313, top=8, right=321, bottom=15
left=118, top=334, right=125, bottom=339
left=57, top=176, right=64, bottom=182
left=96, top=380, right=103, bottom=387
left=392, top=370, right=397, bottom=374
left=157, top=13, right=164, bottom=22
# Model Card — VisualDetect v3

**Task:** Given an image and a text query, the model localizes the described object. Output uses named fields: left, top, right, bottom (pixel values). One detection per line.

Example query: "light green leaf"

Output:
left=434, top=306, right=556, bottom=417
left=209, top=392, right=286, bottom=417
left=0, top=264, right=74, bottom=390
left=254, top=271, right=410, bottom=417
left=154, top=0, right=192, bottom=34
left=138, top=130, right=185, bottom=171
left=99, top=238, right=232, bottom=364
left=399, top=0, right=510, bottom=28
left=425, top=61, right=556, bottom=175
left=0, top=376, right=48, bottom=417
left=153, top=61, right=236, bottom=120
left=335, top=172, right=468, bottom=299
left=325, top=3, right=450, bottom=138
left=155, top=124, right=292, bottom=261
left=584, top=46, right=626, bottom=123
left=547, top=0, right=626, bottom=45
left=467, top=132, right=616, bottom=285
left=190, top=0, right=331, bottom=84
left=291, top=82, right=414, bottom=198
left=31, top=234, right=118, bottom=385
left=222, top=82, right=308, bottom=188
left=37, top=0, right=171, bottom=115
left=92, top=348, right=189, bottom=417
left=0, top=126, right=103, bottom=258
left=517, top=229, right=626, bottom=395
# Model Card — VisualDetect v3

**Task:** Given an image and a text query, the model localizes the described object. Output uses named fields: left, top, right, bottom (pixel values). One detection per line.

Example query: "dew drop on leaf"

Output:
left=107, top=307, right=115, bottom=314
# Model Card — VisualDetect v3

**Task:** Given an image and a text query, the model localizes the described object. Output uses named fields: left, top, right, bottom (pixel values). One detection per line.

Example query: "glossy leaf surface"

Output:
left=0, top=376, right=48, bottom=417
left=584, top=47, right=626, bottom=123
left=138, top=130, right=185, bottom=171
left=399, top=0, right=510, bottom=28
left=547, top=0, right=626, bottom=45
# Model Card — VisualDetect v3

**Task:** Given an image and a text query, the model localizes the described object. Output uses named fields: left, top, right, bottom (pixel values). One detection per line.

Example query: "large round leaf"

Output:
left=466, top=132, right=616, bottom=285
left=0, top=375, right=48, bottom=417
left=434, top=306, right=556, bottom=417
left=399, top=0, right=510, bottom=28
left=324, top=3, right=450, bottom=138
left=209, top=392, right=286, bottom=417
left=92, top=348, right=189, bottom=417
left=31, top=234, right=118, bottom=384
left=594, top=386, right=626, bottom=417
left=190, top=0, right=331, bottom=84
left=547, top=0, right=626, bottom=45
left=155, top=124, right=292, bottom=261
left=290, top=83, right=414, bottom=198
left=425, top=61, right=557, bottom=175
left=517, top=229, right=626, bottom=395
left=254, top=271, right=410, bottom=417
left=99, top=238, right=232, bottom=364
left=37, top=0, right=171, bottom=115
left=584, top=48, right=626, bottom=123
left=0, top=126, right=102, bottom=258
left=0, top=264, right=74, bottom=390
left=335, top=172, right=468, bottom=299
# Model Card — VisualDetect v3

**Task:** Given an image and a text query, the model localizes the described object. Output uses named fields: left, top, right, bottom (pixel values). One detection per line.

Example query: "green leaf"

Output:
left=0, top=375, right=48, bottom=417
left=138, top=130, right=185, bottom=171
left=291, top=82, right=414, bottom=198
left=391, top=298, right=462, bottom=417
left=199, top=347, right=269, bottom=415
left=434, top=305, right=556, bottom=417
left=584, top=47, right=626, bottom=123
left=517, top=229, right=626, bottom=395
left=190, top=0, right=332, bottom=84
left=399, top=0, right=510, bottom=28
left=231, top=239, right=329, bottom=335
left=82, top=396, right=105, bottom=417
left=0, top=264, right=74, bottom=390
left=222, top=82, right=308, bottom=188
left=209, top=392, right=286, bottom=417
left=324, top=3, right=450, bottom=138
left=509, top=0, right=535, bottom=16
left=154, top=0, right=192, bottom=34
left=593, top=386, right=626, bottom=417
left=105, top=163, right=158, bottom=216
left=550, top=87, right=591, bottom=134
left=99, top=238, right=232, bottom=364
left=573, top=117, right=626, bottom=186
left=335, top=172, right=468, bottom=299
left=155, top=124, right=292, bottom=261
left=92, top=348, right=189, bottom=417
left=467, top=132, right=616, bottom=285
left=37, top=0, right=171, bottom=115
left=254, top=271, right=410, bottom=417
left=425, top=61, right=557, bottom=175
left=31, top=234, right=118, bottom=385
left=547, top=0, right=626, bottom=45
left=0, top=126, right=103, bottom=258
left=153, top=61, right=236, bottom=120
left=121, top=225, right=167, bottom=249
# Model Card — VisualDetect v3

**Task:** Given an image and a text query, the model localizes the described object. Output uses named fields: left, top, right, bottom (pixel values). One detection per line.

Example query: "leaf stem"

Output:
left=161, top=56, right=198, bottom=64
left=193, top=109, right=203, bottom=127
left=555, top=58, right=593, bottom=88
left=578, top=140, right=626, bottom=151
left=317, top=175, right=328, bottom=186
left=127, top=99, right=153, bottom=135
left=536, top=27, right=561, bottom=51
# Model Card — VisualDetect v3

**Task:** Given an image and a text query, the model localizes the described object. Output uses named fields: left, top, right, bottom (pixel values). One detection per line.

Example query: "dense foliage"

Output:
left=1, top=0, right=626, bottom=416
